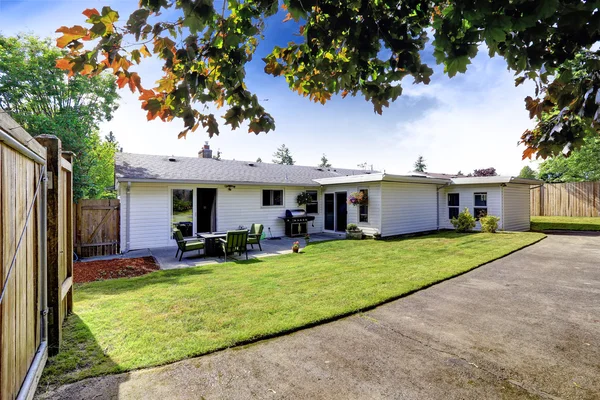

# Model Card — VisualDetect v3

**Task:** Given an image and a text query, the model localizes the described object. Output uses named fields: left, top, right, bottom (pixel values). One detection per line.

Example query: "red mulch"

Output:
left=74, top=256, right=160, bottom=283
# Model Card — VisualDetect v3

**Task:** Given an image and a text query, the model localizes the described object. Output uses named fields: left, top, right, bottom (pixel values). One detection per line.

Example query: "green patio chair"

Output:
left=247, top=223, right=264, bottom=251
left=219, top=230, right=248, bottom=261
left=174, top=229, right=205, bottom=261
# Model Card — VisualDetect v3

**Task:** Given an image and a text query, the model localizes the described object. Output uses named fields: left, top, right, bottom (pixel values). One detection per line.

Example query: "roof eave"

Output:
left=114, top=177, right=321, bottom=187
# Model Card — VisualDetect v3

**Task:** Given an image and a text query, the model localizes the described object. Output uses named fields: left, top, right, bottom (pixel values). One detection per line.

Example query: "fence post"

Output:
left=35, top=135, right=62, bottom=355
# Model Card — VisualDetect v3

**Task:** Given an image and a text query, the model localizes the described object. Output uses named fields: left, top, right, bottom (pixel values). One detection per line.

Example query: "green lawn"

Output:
left=531, top=216, right=600, bottom=231
left=43, top=231, right=545, bottom=386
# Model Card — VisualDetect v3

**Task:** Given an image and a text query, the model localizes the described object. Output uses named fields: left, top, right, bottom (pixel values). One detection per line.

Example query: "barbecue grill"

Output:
left=279, top=209, right=315, bottom=237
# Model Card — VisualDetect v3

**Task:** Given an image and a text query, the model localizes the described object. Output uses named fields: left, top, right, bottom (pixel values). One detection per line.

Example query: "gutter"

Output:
left=116, top=178, right=322, bottom=187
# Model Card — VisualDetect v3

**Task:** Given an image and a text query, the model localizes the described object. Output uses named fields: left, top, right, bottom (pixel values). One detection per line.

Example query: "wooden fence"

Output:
left=0, top=110, right=73, bottom=400
left=530, top=182, right=600, bottom=217
left=74, top=199, right=120, bottom=258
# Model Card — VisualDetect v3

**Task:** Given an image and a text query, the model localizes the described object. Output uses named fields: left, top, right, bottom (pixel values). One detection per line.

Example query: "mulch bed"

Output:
left=74, top=256, right=160, bottom=283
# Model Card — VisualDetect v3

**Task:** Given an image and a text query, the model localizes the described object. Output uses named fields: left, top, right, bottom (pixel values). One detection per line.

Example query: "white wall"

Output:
left=439, top=185, right=503, bottom=230
left=502, top=184, right=531, bottom=231
left=321, top=183, right=382, bottom=236
left=380, top=182, right=439, bottom=237
left=120, top=182, right=325, bottom=250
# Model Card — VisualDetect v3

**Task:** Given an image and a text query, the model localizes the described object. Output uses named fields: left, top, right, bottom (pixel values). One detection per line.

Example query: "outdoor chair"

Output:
left=247, top=223, right=264, bottom=251
left=219, top=230, right=249, bottom=261
left=174, top=229, right=205, bottom=261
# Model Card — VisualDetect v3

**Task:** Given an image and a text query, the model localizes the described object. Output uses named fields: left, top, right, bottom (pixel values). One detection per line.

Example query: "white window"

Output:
left=359, top=189, right=368, bottom=223
left=262, top=189, right=283, bottom=207
left=448, top=193, right=459, bottom=219
left=474, top=192, right=487, bottom=219
left=305, top=190, right=318, bottom=214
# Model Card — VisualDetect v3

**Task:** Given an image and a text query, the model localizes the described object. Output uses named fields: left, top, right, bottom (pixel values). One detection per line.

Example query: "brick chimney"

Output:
left=198, top=141, right=212, bottom=158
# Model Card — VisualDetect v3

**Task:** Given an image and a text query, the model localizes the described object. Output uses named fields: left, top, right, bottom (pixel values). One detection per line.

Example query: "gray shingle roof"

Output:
left=115, top=153, right=374, bottom=186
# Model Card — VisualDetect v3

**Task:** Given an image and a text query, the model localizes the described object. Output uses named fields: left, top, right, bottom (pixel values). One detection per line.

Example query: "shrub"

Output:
left=451, top=208, right=476, bottom=232
left=480, top=215, right=500, bottom=233
left=347, top=223, right=359, bottom=232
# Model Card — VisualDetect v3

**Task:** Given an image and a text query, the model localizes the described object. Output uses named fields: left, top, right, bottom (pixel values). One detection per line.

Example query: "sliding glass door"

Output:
left=172, top=189, right=194, bottom=237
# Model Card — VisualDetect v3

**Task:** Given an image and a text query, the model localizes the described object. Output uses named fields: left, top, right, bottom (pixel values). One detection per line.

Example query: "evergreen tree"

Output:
left=413, top=155, right=426, bottom=172
left=272, top=144, right=295, bottom=165
left=318, top=153, right=331, bottom=168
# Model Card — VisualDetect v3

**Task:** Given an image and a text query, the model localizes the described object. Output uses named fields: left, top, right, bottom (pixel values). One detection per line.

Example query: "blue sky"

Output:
left=0, top=0, right=539, bottom=174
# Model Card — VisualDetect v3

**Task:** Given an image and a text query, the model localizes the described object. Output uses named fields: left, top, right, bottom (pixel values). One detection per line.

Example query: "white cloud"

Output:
left=383, top=56, right=540, bottom=175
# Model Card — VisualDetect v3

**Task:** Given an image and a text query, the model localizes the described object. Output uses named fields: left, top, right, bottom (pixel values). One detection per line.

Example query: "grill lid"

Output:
left=285, top=209, right=307, bottom=218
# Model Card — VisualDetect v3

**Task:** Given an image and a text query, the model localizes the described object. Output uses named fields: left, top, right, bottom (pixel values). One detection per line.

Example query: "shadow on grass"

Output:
left=38, top=314, right=129, bottom=396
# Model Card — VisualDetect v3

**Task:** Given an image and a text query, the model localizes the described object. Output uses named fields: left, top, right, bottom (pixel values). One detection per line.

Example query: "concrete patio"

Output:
left=81, top=232, right=344, bottom=269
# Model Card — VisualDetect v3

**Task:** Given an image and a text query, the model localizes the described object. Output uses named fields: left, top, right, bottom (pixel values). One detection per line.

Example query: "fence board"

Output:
left=74, top=199, right=120, bottom=258
left=530, top=182, right=600, bottom=217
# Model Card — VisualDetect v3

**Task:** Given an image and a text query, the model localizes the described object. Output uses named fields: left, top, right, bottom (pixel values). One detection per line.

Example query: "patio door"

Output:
left=324, top=193, right=335, bottom=230
left=197, top=188, right=216, bottom=233
left=172, top=189, right=194, bottom=237
left=335, top=192, right=347, bottom=232
left=324, top=192, right=347, bottom=232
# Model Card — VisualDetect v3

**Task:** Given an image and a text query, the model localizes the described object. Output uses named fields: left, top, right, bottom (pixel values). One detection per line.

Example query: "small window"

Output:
left=305, top=190, right=319, bottom=214
left=474, top=192, right=487, bottom=219
left=359, top=189, right=368, bottom=223
left=262, top=189, right=283, bottom=207
left=448, top=193, right=459, bottom=220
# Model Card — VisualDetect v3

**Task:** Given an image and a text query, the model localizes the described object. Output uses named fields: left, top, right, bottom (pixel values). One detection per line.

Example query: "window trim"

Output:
left=358, top=188, right=369, bottom=223
left=473, top=192, right=488, bottom=220
left=447, top=192, right=459, bottom=220
left=261, top=189, right=285, bottom=207
left=305, top=189, right=319, bottom=214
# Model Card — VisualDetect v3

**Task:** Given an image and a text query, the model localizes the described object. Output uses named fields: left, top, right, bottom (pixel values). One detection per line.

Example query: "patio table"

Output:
left=196, top=232, right=226, bottom=257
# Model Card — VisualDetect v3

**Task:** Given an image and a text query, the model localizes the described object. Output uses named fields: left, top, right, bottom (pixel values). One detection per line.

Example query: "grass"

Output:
left=42, top=231, right=545, bottom=386
left=531, top=216, right=600, bottom=231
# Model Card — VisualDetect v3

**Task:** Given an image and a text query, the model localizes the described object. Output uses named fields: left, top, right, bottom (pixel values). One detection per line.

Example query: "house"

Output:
left=115, top=145, right=539, bottom=251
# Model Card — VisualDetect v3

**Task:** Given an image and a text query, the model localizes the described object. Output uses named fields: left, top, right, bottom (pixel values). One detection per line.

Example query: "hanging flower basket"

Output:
left=347, top=191, right=368, bottom=206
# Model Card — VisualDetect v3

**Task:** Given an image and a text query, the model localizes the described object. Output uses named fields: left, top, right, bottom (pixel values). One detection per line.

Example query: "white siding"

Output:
left=321, top=183, right=382, bottom=236
left=121, top=182, right=325, bottom=250
left=502, top=184, right=531, bottom=231
left=439, top=185, right=503, bottom=230
left=380, top=182, right=438, bottom=237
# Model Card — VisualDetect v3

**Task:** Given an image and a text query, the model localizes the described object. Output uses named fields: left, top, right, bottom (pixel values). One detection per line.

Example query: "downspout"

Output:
left=125, top=181, right=131, bottom=252
left=501, top=183, right=506, bottom=231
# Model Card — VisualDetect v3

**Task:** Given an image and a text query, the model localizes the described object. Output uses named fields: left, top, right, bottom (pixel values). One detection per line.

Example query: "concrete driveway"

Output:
left=39, top=234, right=600, bottom=399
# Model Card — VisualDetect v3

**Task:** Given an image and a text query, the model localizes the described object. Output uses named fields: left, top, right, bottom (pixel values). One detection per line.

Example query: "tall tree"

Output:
left=0, top=34, right=119, bottom=200
left=413, top=155, right=426, bottom=172
left=54, top=2, right=599, bottom=159
left=518, top=166, right=537, bottom=180
left=471, top=168, right=497, bottom=177
left=318, top=154, right=331, bottom=168
left=538, top=136, right=600, bottom=183
left=272, top=144, right=294, bottom=165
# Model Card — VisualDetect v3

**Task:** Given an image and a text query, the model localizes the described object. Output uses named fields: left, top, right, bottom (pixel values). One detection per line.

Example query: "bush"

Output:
left=451, top=208, right=476, bottom=232
left=347, top=223, right=359, bottom=232
left=480, top=215, right=500, bottom=233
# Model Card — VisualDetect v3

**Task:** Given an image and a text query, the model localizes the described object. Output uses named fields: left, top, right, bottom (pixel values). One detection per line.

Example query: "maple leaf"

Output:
left=139, top=89, right=156, bottom=101
left=128, top=72, right=142, bottom=93
left=116, top=73, right=129, bottom=89
left=55, top=58, right=73, bottom=70
left=140, top=45, right=152, bottom=58
left=83, top=8, right=100, bottom=18
left=55, top=26, right=88, bottom=48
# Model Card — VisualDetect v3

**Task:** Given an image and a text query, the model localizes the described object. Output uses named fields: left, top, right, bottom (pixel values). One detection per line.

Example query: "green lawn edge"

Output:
left=41, top=232, right=546, bottom=387
left=531, top=216, right=600, bottom=232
